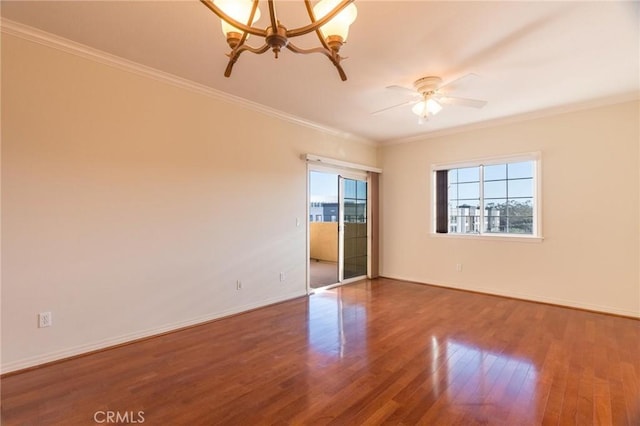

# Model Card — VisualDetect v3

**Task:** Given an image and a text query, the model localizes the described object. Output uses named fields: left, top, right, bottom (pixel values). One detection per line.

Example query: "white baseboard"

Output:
left=380, top=274, right=640, bottom=319
left=1, top=290, right=307, bottom=374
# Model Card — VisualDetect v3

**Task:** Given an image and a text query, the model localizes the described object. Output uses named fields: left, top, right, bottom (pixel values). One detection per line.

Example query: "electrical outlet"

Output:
left=236, top=280, right=242, bottom=290
left=456, top=263, right=463, bottom=272
left=280, top=272, right=286, bottom=282
left=38, top=312, right=52, bottom=328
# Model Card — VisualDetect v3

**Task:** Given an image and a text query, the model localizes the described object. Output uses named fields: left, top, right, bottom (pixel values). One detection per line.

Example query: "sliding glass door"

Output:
left=339, top=177, right=368, bottom=281
left=308, top=167, right=369, bottom=290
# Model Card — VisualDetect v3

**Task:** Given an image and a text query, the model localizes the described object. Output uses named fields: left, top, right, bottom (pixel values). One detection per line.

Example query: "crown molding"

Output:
left=1, top=18, right=376, bottom=146
left=382, top=91, right=640, bottom=146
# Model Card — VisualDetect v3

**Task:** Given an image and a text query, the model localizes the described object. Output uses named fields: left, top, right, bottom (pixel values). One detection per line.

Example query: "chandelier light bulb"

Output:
left=214, top=0, right=261, bottom=36
left=314, top=0, right=358, bottom=42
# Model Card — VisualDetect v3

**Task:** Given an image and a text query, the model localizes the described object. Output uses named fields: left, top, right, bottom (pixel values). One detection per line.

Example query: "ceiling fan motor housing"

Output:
left=413, top=76, right=443, bottom=96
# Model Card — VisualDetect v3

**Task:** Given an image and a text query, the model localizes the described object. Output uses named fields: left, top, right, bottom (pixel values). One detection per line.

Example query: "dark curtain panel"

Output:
left=368, top=172, right=379, bottom=278
left=435, top=170, right=448, bottom=233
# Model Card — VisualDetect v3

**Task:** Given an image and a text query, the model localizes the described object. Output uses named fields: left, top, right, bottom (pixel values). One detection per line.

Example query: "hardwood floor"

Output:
left=2, top=278, right=639, bottom=425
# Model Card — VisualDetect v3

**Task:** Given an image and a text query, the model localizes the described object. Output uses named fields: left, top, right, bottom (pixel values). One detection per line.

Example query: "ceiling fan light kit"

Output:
left=412, top=98, right=443, bottom=119
left=201, top=0, right=357, bottom=81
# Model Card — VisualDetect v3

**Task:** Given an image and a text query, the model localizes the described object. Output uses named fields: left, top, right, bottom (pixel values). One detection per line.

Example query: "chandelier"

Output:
left=200, top=0, right=357, bottom=81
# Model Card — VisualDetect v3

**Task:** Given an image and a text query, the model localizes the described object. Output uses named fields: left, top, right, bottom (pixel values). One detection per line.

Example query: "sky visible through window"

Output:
left=310, top=171, right=338, bottom=203
left=449, top=161, right=533, bottom=200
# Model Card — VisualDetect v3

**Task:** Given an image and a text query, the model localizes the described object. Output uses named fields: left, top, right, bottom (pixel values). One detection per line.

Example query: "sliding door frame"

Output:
left=306, top=163, right=370, bottom=294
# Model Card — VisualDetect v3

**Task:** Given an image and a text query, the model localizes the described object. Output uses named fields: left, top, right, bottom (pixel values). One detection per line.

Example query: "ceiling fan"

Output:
left=372, top=75, right=487, bottom=124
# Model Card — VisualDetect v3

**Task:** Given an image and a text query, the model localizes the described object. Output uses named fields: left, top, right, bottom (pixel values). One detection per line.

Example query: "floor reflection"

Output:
left=307, top=288, right=367, bottom=358
left=304, top=283, right=544, bottom=422
left=428, top=336, right=537, bottom=420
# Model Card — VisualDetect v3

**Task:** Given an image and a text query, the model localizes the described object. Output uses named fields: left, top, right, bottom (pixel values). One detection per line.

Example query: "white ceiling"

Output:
left=2, top=1, right=639, bottom=143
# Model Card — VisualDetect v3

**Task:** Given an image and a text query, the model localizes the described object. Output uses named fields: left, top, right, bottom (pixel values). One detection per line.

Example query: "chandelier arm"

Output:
left=232, top=43, right=271, bottom=57
left=286, top=43, right=347, bottom=81
left=224, top=43, right=271, bottom=77
left=285, top=43, right=332, bottom=56
left=267, top=0, right=278, bottom=32
left=286, top=0, right=355, bottom=38
left=223, top=57, right=238, bottom=78
left=334, top=62, right=347, bottom=82
left=236, top=1, right=261, bottom=47
left=200, top=0, right=267, bottom=37
left=303, top=0, right=331, bottom=51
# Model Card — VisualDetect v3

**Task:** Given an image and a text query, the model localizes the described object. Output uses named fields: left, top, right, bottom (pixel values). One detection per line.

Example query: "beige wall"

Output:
left=3, top=29, right=638, bottom=374
left=0, top=34, right=378, bottom=371
left=379, top=100, right=640, bottom=317
left=309, top=222, right=338, bottom=262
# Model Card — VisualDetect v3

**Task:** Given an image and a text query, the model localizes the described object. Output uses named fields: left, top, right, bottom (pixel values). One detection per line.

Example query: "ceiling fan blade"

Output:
left=385, top=85, right=418, bottom=95
left=439, top=73, right=480, bottom=92
left=371, top=99, right=418, bottom=115
left=437, top=96, right=487, bottom=109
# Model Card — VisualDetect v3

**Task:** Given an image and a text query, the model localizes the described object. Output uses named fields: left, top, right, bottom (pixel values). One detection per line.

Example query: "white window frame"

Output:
left=430, top=152, right=543, bottom=242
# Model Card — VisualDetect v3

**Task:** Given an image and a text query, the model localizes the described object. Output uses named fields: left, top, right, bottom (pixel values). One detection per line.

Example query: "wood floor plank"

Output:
left=1, top=278, right=639, bottom=425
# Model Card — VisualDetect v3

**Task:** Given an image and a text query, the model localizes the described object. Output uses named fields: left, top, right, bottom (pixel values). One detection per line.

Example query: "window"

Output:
left=433, top=154, right=540, bottom=238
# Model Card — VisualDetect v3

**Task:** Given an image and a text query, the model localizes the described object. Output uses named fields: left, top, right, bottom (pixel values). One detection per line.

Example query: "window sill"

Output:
left=429, top=232, right=543, bottom=243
